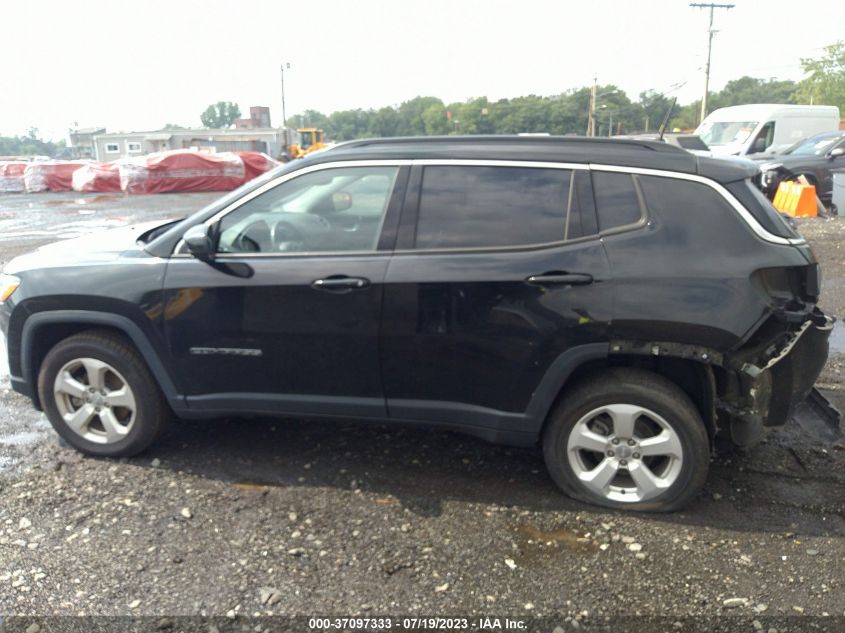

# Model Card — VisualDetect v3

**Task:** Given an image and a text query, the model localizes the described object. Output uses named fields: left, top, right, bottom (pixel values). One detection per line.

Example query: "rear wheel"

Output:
left=543, top=368, right=710, bottom=512
left=38, top=330, right=168, bottom=457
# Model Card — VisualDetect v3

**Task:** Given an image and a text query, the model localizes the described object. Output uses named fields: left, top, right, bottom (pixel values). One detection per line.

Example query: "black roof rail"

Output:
left=330, top=135, right=688, bottom=154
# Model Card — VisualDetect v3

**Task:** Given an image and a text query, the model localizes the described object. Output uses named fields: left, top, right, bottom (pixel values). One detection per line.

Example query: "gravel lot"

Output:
left=0, top=193, right=844, bottom=632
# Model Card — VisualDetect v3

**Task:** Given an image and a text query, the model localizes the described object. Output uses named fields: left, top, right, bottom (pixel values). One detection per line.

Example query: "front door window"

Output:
left=217, top=166, right=399, bottom=254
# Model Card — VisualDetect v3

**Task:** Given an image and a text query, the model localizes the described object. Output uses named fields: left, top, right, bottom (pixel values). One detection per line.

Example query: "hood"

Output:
left=707, top=143, right=745, bottom=157
left=755, top=152, right=820, bottom=171
left=3, top=220, right=170, bottom=275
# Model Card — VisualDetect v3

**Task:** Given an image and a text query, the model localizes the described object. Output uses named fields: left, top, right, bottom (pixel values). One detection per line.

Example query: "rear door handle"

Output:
left=526, top=273, right=593, bottom=286
left=311, top=276, right=371, bottom=291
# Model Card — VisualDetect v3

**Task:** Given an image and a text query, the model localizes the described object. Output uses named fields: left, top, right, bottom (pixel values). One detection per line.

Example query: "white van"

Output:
left=694, top=104, right=840, bottom=157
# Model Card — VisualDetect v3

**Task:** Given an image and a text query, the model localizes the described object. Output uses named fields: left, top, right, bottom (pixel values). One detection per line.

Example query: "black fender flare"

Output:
left=20, top=310, right=184, bottom=411
left=522, top=342, right=609, bottom=432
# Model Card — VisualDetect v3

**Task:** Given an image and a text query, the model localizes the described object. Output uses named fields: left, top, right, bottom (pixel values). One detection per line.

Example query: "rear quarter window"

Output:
left=725, top=179, right=801, bottom=240
left=637, top=175, right=761, bottom=251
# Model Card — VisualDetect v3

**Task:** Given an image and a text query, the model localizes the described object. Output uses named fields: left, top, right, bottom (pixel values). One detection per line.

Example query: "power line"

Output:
left=689, top=2, right=735, bottom=124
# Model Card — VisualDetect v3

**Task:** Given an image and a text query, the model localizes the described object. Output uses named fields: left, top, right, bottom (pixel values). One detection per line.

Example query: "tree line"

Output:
left=0, top=128, right=66, bottom=158
left=288, top=41, right=844, bottom=141
left=288, top=77, right=800, bottom=141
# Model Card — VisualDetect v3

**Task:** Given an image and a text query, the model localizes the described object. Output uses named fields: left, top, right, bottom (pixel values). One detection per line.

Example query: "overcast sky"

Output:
left=2, top=0, right=843, bottom=140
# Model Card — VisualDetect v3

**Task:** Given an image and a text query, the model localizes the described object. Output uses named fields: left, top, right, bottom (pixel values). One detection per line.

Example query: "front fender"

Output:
left=17, top=310, right=184, bottom=411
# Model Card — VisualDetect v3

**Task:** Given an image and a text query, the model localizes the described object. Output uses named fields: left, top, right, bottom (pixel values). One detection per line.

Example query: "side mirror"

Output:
left=332, top=191, right=353, bottom=212
left=183, top=224, right=215, bottom=262
left=830, top=147, right=845, bottom=159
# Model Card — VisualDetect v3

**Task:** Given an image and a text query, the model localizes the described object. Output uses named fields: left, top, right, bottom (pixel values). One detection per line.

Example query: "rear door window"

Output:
left=414, top=165, right=582, bottom=250
left=592, top=171, right=643, bottom=231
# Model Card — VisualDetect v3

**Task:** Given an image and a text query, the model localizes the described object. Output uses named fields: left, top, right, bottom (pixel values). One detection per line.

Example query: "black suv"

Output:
left=755, top=130, right=845, bottom=208
left=0, top=137, right=832, bottom=512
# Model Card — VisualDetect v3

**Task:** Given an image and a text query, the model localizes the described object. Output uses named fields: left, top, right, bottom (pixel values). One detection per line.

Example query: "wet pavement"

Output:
left=0, top=191, right=219, bottom=267
left=0, top=194, right=843, bottom=625
left=0, top=191, right=219, bottom=473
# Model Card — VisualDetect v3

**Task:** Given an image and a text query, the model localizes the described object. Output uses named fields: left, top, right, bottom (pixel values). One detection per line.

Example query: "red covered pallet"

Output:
left=119, top=150, right=245, bottom=194
left=23, top=161, right=88, bottom=192
left=72, top=161, right=123, bottom=193
left=0, top=161, right=27, bottom=193
left=232, top=151, right=281, bottom=184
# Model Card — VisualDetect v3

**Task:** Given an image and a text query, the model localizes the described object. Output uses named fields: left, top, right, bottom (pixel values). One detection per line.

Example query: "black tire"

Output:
left=37, top=329, right=168, bottom=457
left=543, top=367, right=710, bottom=512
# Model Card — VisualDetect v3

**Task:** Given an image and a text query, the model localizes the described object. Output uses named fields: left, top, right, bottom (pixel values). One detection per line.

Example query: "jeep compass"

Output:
left=0, top=136, right=832, bottom=511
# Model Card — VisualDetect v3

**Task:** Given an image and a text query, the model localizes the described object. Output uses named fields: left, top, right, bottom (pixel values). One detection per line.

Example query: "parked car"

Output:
left=695, top=104, right=840, bottom=157
left=755, top=130, right=845, bottom=208
left=0, top=136, right=831, bottom=512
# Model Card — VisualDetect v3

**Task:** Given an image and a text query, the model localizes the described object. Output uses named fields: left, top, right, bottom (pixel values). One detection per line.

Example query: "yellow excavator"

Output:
left=283, top=128, right=328, bottom=160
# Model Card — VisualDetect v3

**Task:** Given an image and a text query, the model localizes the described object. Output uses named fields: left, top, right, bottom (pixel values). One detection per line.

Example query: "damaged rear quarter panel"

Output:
left=602, top=174, right=830, bottom=445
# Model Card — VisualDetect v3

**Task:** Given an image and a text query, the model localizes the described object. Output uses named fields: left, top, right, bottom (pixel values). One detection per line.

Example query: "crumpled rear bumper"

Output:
left=765, top=311, right=832, bottom=424
left=727, top=308, right=833, bottom=444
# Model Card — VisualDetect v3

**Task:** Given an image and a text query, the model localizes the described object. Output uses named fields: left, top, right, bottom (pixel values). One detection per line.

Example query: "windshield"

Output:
left=787, top=132, right=845, bottom=156
left=696, top=120, right=758, bottom=146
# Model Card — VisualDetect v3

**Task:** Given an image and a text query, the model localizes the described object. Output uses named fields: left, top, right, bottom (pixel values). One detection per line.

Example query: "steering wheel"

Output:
left=233, top=220, right=271, bottom=252
left=271, top=221, right=307, bottom=252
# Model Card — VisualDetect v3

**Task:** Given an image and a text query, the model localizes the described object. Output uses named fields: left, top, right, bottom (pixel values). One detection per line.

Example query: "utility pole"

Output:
left=689, top=3, right=734, bottom=125
left=586, top=75, right=597, bottom=137
left=280, top=62, right=290, bottom=128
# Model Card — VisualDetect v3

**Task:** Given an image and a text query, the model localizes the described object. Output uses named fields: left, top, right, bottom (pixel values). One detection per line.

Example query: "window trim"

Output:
left=104, top=143, right=120, bottom=154
left=214, top=166, right=401, bottom=256
left=589, top=170, right=649, bottom=237
left=172, top=157, right=804, bottom=258
left=177, top=160, right=412, bottom=258
left=590, top=164, right=804, bottom=246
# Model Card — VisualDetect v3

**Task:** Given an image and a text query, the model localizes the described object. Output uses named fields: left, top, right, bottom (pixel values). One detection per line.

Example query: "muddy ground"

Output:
left=0, top=192, right=843, bottom=632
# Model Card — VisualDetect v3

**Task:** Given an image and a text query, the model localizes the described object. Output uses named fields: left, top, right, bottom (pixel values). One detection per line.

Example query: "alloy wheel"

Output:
left=566, top=404, right=684, bottom=503
left=52, top=357, right=137, bottom=445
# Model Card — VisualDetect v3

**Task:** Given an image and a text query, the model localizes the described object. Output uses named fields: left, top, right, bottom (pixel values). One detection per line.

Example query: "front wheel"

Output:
left=38, top=330, right=168, bottom=457
left=543, top=368, right=710, bottom=512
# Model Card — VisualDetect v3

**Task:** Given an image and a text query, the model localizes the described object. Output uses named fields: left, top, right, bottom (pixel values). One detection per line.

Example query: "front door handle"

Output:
left=311, top=276, right=371, bottom=292
left=526, top=272, right=593, bottom=286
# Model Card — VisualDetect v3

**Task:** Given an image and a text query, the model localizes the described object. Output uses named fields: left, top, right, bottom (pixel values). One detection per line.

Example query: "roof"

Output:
left=94, top=127, right=285, bottom=140
left=703, top=104, right=840, bottom=120
left=301, top=135, right=757, bottom=184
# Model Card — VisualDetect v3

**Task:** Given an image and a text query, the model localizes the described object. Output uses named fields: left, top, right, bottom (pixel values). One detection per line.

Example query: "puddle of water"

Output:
left=231, top=480, right=284, bottom=492
left=0, top=335, right=9, bottom=385
left=829, top=321, right=845, bottom=355
left=39, top=194, right=122, bottom=207
left=79, top=195, right=122, bottom=204
left=515, top=525, right=598, bottom=553
left=1, top=430, right=45, bottom=447
left=0, top=229, right=57, bottom=239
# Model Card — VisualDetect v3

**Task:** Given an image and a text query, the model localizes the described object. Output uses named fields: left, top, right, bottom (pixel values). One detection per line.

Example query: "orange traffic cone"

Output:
left=793, top=184, right=818, bottom=217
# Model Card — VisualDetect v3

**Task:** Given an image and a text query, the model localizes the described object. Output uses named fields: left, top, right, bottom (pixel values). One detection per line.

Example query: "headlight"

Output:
left=758, top=163, right=782, bottom=186
left=0, top=274, right=20, bottom=303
